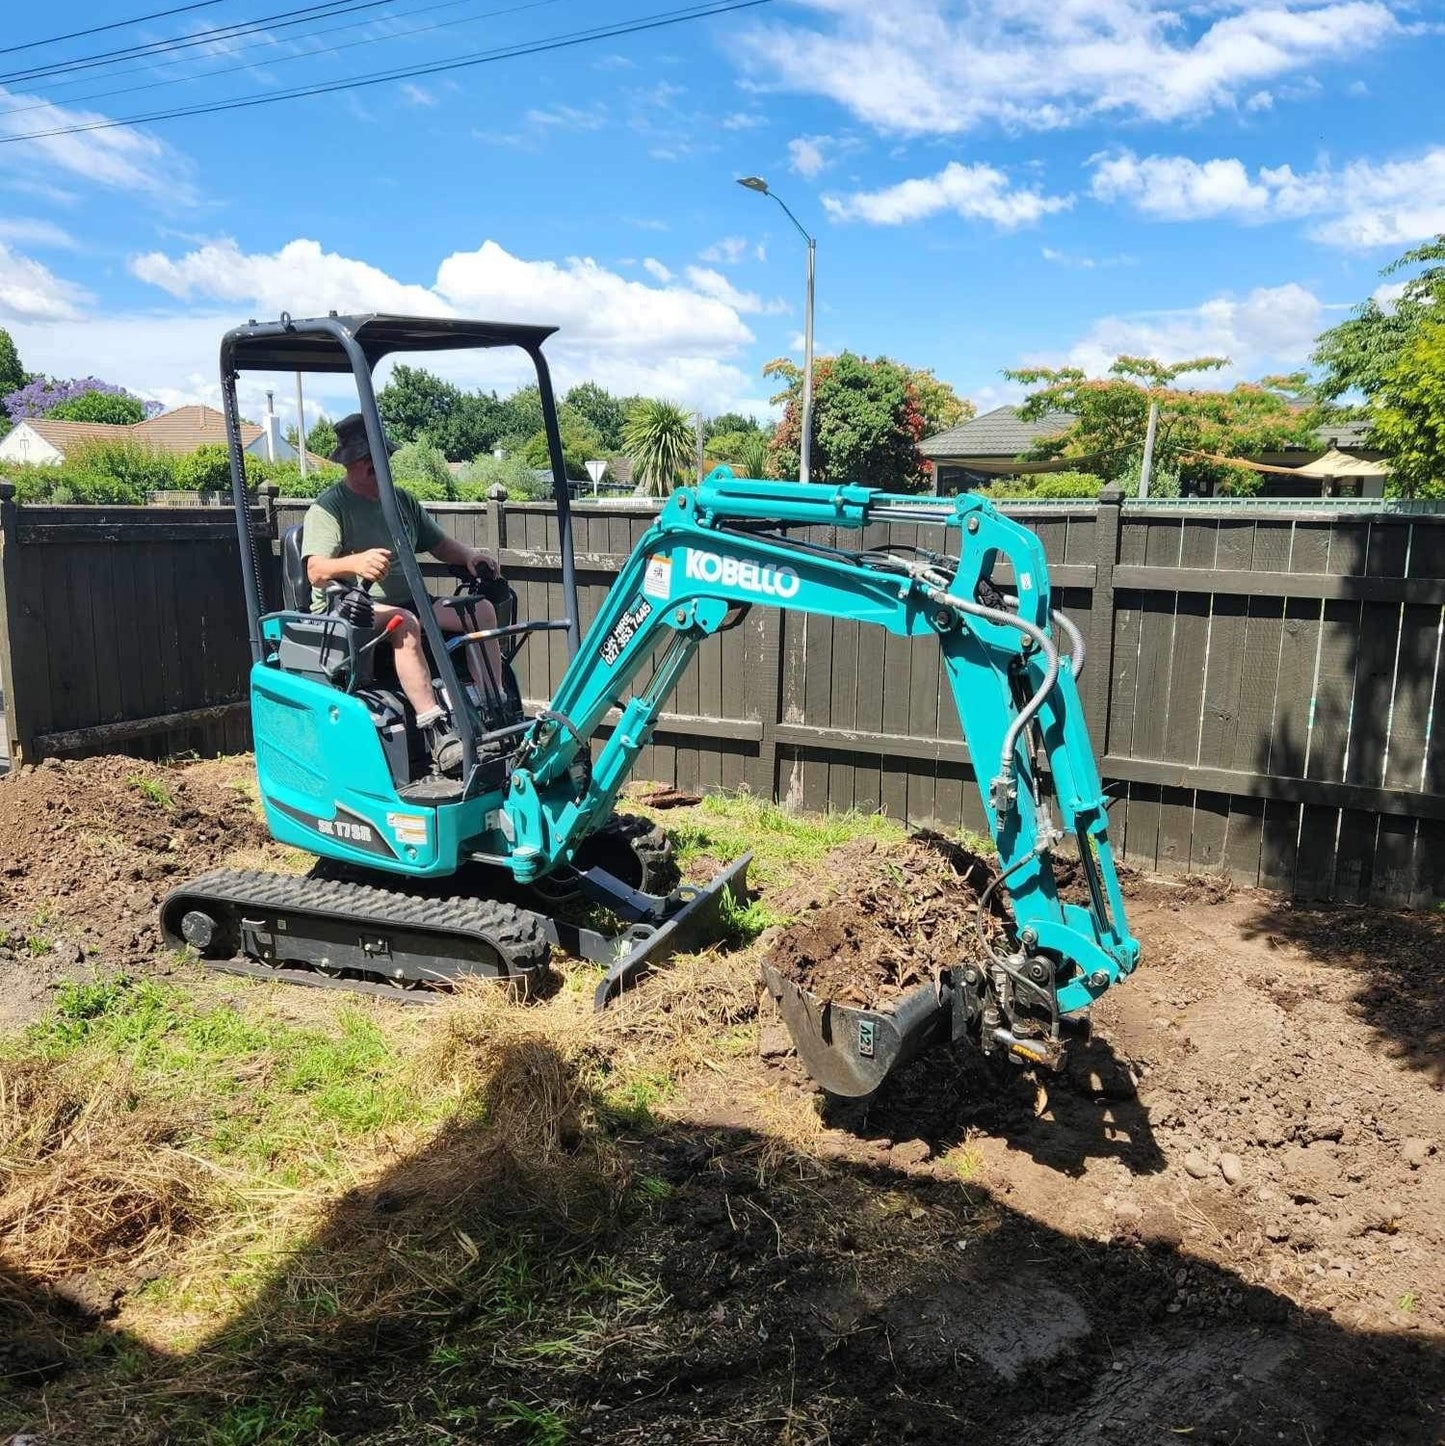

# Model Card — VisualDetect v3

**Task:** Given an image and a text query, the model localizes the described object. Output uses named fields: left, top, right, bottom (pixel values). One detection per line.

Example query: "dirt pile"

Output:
left=764, top=833, right=1006, bottom=1007
left=0, top=757, right=269, bottom=1021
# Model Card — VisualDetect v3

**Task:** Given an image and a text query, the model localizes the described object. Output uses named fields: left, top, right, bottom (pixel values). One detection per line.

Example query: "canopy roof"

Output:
left=223, top=314, right=557, bottom=373
left=1293, top=447, right=1390, bottom=478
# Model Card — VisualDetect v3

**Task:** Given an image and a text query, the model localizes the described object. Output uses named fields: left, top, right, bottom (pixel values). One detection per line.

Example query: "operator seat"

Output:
left=281, top=523, right=310, bottom=612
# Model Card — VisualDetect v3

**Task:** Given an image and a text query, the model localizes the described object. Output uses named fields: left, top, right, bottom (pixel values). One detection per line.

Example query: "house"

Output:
left=0, top=402, right=313, bottom=468
left=918, top=407, right=1078, bottom=493
left=919, top=406, right=1389, bottom=499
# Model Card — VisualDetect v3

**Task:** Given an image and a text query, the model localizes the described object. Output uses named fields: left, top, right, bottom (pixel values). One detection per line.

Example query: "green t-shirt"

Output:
left=300, top=481, right=447, bottom=611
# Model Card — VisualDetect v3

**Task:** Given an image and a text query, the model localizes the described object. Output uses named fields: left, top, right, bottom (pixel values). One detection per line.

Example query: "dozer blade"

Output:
left=586, top=852, right=751, bottom=1010
left=759, top=962, right=951, bottom=1099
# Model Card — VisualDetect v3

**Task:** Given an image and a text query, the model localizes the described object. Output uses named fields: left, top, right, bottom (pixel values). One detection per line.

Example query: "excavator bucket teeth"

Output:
left=590, top=852, right=751, bottom=1010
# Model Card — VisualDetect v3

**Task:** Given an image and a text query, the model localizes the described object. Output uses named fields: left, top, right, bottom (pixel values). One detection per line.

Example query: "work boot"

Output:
left=428, top=726, right=464, bottom=777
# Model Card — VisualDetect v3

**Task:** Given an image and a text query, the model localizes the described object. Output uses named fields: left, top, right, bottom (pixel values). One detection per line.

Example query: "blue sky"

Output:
left=0, top=0, right=1442, bottom=431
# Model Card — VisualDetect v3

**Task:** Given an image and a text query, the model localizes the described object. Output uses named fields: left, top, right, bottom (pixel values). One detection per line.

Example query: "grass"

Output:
left=127, top=773, right=174, bottom=810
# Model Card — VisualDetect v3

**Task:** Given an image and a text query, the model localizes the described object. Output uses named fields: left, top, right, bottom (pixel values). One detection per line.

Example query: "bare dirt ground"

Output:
left=0, top=758, right=1441, bottom=1444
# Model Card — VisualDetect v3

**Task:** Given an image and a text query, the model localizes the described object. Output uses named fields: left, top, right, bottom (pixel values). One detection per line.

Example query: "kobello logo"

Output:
left=682, top=549, right=801, bottom=600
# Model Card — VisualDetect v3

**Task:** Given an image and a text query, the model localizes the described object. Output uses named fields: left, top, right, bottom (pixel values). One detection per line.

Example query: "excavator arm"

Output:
left=503, top=473, right=1138, bottom=1056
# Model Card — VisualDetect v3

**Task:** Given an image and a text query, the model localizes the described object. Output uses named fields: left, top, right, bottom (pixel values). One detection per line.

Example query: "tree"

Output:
left=1312, top=237, right=1445, bottom=406
left=705, top=410, right=762, bottom=440
left=901, top=365, right=973, bottom=435
left=1369, top=313, right=1445, bottom=498
left=563, top=382, right=630, bottom=452
left=766, top=352, right=931, bottom=491
left=46, top=389, right=147, bottom=425
left=288, top=415, right=338, bottom=460
left=390, top=440, right=454, bottom=500
left=708, top=429, right=770, bottom=476
left=378, top=364, right=461, bottom=447
left=6, top=375, right=152, bottom=423
left=623, top=399, right=694, bottom=496
left=0, top=328, right=25, bottom=402
left=520, top=409, right=605, bottom=480
left=1005, top=355, right=1318, bottom=496
left=496, top=383, right=544, bottom=445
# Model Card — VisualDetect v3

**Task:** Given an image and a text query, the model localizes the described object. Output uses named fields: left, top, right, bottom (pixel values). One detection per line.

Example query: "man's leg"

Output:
left=373, top=604, right=462, bottom=773
left=431, top=597, right=506, bottom=708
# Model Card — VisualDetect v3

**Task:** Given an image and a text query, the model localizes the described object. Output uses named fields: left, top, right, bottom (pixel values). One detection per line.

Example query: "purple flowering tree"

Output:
left=3, top=376, right=162, bottom=425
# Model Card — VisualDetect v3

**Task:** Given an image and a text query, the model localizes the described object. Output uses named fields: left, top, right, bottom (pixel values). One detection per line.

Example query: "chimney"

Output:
left=263, top=390, right=281, bottom=462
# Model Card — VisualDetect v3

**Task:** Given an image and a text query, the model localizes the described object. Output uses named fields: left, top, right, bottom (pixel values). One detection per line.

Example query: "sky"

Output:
left=0, top=0, right=1442, bottom=433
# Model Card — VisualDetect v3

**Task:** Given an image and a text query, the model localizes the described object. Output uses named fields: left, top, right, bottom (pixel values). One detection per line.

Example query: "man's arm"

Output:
left=430, top=533, right=498, bottom=578
left=301, top=499, right=391, bottom=586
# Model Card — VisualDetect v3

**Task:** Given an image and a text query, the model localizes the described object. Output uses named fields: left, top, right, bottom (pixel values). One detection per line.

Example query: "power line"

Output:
left=0, top=0, right=399, bottom=88
left=0, top=2, right=227, bottom=58
left=0, top=0, right=773, bottom=143
left=0, top=0, right=564, bottom=119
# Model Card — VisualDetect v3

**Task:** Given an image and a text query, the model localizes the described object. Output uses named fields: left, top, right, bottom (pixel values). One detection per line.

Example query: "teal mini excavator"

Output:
left=161, top=313, right=1139, bottom=1097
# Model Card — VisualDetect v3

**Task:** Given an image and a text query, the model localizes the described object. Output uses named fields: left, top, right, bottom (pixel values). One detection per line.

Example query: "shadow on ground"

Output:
left=3, top=1035, right=1441, bottom=1446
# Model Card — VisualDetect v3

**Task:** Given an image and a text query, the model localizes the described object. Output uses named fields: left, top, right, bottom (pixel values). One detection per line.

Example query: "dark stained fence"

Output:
left=4, top=480, right=1442, bottom=908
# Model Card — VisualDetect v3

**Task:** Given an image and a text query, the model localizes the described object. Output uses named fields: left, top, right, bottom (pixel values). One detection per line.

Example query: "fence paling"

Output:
left=0, top=484, right=1440, bottom=907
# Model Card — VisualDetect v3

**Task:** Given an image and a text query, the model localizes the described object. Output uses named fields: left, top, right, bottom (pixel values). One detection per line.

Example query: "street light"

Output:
left=737, top=175, right=815, bottom=484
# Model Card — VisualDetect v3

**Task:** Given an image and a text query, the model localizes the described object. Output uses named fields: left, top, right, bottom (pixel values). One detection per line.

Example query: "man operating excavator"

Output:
left=301, top=411, right=505, bottom=775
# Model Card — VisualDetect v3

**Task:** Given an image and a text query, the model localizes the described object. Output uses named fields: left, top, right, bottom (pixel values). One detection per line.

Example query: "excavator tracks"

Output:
left=159, top=868, right=550, bottom=998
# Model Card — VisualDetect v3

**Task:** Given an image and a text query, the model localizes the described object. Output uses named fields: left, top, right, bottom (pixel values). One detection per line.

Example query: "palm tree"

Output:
left=622, top=399, right=694, bottom=497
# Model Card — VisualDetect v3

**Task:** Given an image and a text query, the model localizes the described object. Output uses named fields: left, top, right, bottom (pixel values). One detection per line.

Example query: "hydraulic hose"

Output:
left=923, top=578, right=1061, bottom=814
left=1051, top=607, right=1085, bottom=679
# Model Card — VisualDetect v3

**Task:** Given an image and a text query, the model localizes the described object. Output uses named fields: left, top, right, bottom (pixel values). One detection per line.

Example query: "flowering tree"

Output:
left=3, top=375, right=159, bottom=425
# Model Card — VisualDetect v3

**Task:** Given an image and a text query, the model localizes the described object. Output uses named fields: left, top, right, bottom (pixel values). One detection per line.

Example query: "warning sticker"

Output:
left=386, top=811, right=428, bottom=846
left=642, top=553, right=672, bottom=599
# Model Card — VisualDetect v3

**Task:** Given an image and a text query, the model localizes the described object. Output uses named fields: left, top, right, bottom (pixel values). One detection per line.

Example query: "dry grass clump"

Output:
left=0, top=1055, right=211, bottom=1281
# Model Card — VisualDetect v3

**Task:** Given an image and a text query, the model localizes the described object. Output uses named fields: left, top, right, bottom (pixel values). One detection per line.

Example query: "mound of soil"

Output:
left=0, top=757, right=269, bottom=1022
left=764, top=833, right=1006, bottom=1007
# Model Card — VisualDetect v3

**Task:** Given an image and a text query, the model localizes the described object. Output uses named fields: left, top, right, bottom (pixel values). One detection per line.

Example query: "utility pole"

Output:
left=1139, top=399, right=1159, bottom=499
left=738, top=176, right=816, bottom=483
left=295, top=372, right=309, bottom=479
left=696, top=410, right=706, bottom=484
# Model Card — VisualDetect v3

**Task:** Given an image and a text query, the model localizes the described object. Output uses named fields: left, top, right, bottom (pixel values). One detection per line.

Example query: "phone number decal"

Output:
left=600, top=598, right=653, bottom=667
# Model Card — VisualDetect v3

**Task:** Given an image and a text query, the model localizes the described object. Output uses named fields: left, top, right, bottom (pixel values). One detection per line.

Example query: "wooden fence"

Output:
left=2, top=478, right=1441, bottom=908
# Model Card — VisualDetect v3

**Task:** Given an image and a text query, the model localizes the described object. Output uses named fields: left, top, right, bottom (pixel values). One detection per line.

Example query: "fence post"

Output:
left=255, top=479, right=279, bottom=539
left=0, top=480, right=28, bottom=765
left=487, top=484, right=507, bottom=556
left=1087, top=484, right=1123, bottom=751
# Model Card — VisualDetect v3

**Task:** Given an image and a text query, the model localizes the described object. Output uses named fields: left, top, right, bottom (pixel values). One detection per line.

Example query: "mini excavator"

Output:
left=162, top=313, right=1139, bottom=1096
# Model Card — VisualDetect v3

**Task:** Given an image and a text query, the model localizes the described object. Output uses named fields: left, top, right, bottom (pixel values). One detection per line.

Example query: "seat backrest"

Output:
left=281, top=524, right=309, bottom=612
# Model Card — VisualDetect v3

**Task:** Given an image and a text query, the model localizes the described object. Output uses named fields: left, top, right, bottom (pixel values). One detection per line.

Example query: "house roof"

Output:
left=18, top=418, right=129, bottom=453
left=135, top=405, right=263, bottom=453
left=919, top=406, right=1077, bottom=459
left=1313, top=417, right=1371, bottom=449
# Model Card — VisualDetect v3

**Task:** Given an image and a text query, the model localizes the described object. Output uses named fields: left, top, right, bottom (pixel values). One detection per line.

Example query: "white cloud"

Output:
left=642, top=257, right=674, bottom=283
left=737, top=1, right=1401, bottom=135
left=1090, top=145, right=1445, bottom=248
left=1044, top=283, right=1327, bottom=383
left=699, top=236, right=749, bottom=265
left=122, top=235, right=761, bottom=413
left=722, top=111, right=765, bottom=130
left=0, top=218, right=75, bottom=250
left=788, top=135, right=829, bottom=179
left=1040, top=245, right=1135, bottom=270
left=0, top=86, right=194, bottom=201
left=0, top=244, right=90, bottom=323
left=824, top=161, right=1071, bottom=228
left=400, top=83, right=437, bottom=108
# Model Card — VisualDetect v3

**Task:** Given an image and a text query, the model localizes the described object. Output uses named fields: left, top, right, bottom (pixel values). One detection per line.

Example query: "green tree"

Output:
left=1313, top=237, right=1445, bottom=406
left=704, top=410, right=762, bottom=440
left=288, top=415, right=338, bottom=461
left=1005, top=355, right=1317, bottom=496
left=496, top=383, right=544, bottom=444
left=1369, top=313, right=1445, bottom=497
left=623, top=399, right=694, bottom=497
left=766, top=352, right=931, bottom=491
left=0, top=328, right=25, bottom=401
left=562, top=382, right=630, bottom=451
left=377, top=365, right=462, bottom=447
left=455, top=453, right=548, bottom=500
left=707, top=428, right=770, bottom=477
left=390, top=440, right=454, bottom=500
left=46, top=389, right=147, bottom=425
left=520, top=408, right=605, bottom=480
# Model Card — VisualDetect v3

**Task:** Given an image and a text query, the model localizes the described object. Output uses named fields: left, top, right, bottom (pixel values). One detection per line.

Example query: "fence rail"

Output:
left=1, top=481, right=1440, bottom=908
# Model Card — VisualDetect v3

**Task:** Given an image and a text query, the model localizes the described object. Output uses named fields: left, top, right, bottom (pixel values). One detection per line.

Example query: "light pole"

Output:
left=738, top=175, right=815, bottom=483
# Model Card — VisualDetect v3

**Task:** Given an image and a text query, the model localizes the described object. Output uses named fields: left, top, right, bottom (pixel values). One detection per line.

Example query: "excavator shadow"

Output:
left=4, top=1038, right=1440, bottom=1444
left=816, top=1027, right=1168, bottom=1181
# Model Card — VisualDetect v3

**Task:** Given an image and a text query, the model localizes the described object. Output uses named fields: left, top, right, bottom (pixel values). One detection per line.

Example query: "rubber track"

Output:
left=576, top=812, right=679, bottom=895
left=162, top=868, right=550, bottom=977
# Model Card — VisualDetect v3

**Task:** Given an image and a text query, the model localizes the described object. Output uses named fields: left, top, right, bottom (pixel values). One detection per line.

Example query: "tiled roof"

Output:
left=919, top=406, right=1077, bottom=459
left=20, top=419, right=129, bottom=452
left=134, top=405, right=263, bottom=453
